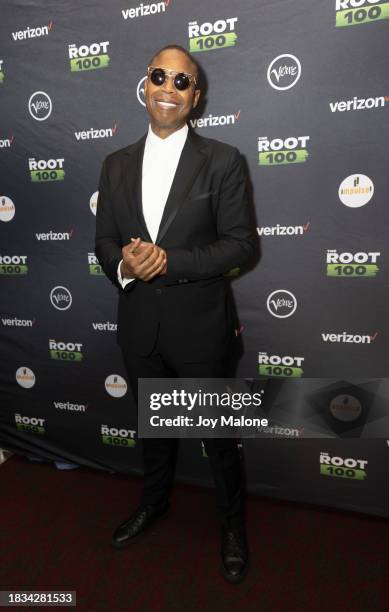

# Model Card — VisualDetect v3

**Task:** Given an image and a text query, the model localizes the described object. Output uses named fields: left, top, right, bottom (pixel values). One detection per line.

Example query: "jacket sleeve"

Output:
left=95, top=159, right=134, bottom=291
left=164, top=147, right=257, bottom=282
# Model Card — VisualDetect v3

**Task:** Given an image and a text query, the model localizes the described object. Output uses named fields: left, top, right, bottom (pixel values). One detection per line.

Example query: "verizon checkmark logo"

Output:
left=0, top=134, right=14, bottom=148
left=257, top=222, right=310, bottom=237
left=74, top=123, right=118, bottom=141
left=12, top=21, right=53, bottom=41
left=122, top=1, right=170, bottom=20
left=190, top=110, right=241, bottom=129
left=321, top=331, right=379, bottom=344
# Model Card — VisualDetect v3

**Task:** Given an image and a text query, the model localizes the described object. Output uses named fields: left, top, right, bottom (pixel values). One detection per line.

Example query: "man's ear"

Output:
left=193, top=88, right=201, bottom=109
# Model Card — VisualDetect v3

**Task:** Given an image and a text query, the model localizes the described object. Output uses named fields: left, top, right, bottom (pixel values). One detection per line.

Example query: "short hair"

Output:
left=148, top=44, right=199, bottom=81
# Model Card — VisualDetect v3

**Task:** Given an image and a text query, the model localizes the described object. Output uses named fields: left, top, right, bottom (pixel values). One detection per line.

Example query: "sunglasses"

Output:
left=147, top=66, right=198, bottom=91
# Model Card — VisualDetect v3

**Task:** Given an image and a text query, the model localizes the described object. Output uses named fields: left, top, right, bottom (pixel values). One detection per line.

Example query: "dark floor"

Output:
left=1, top=454, right=388, bottom=611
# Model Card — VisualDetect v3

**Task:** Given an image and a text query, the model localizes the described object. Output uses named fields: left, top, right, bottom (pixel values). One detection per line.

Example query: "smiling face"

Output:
left=144, top=48, right=201, bottom=139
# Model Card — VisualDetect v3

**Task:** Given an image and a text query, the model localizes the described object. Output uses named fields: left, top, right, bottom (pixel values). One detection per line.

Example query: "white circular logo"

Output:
left=267, top=54, right=301, bottom=91
left=137, top=76, right=147, bottom=107
left=90, top=191, right=98, bottom=216
left=267, top=290, right=297, bottom=318
left=0, top=196, right=15, bottom=222
left=338, top=174, right=374, bottom=208
left=28, top=91, right=52, bottom=121
left=16, top=366, right=36, bottom=389
left=50, top=286, right=72, bottom=311
left=329, top=395, right=362, bottom=422
left=105, top=374, right=128, bottom=398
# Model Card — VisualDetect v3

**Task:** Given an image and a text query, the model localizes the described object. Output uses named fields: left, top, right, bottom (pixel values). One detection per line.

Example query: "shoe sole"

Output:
left=111, top=507, right=169, bottom=550
left=220, top=559, right=249, bottom=584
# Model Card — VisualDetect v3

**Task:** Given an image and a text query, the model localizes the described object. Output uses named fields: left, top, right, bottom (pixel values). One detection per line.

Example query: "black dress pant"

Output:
left=122, top=341, right=245, bottom=529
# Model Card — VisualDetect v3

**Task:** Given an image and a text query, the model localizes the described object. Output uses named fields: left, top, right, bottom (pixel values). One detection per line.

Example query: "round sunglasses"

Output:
left=147, top=66, right=198, bottom=91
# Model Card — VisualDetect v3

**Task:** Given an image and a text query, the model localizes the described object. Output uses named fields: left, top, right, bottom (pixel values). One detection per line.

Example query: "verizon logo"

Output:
left=92, top=322, right=117, bottom=331
left=190, top=111, right=241, bottom=129
left=12, top=21, right=53, bottom=40
left=321, top=331, right=378, bottom=344
left=36, top=230, right=73, bottom=241
left=74, top=124, right=117, bottom=141
left=2, top=317, right=35, bottom=327
left=121, top=1, right=169, bottom=20
left=0, top=135, right=14, bottom=148
left=329, top=96, right=387, bottom=113
left=53, top=401, right=87, bottom=412
left=257, top=222, right=310, bottom=237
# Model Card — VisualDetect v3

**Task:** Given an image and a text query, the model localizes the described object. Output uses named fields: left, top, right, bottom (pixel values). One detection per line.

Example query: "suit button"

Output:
left=155, top=288, right=162, bottom=295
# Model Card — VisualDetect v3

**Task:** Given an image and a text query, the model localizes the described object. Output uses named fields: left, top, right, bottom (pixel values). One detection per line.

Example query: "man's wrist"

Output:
left=117, top=259, right=135, bottom=288
left=120, top=260, right=132, bottom=279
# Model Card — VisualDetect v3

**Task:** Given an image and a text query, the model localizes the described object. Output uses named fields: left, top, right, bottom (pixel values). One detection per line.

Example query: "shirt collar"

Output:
left=146, top=123, right=188, bottom=149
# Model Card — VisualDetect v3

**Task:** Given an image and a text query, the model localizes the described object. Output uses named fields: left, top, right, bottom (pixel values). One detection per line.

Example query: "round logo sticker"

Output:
left=137, top=76, right=147, bottom=107
left=267, top=54, right=301, bottom=91
left=50, top=286, right=72, bottom=311
left=28, top=91, right=52, bottom=121
left=16, top=366, right=36, bottom=389
left=338, top=174, right=374, bottom=208
left=105, top=374, right=128, bottom=398
left=90, top=191, right=98, bottom=216
left=329, top=394, right=362, bottom=422
left=267, top=290, right=297, bottom=318
left=0, top=196, right=15, bottom=222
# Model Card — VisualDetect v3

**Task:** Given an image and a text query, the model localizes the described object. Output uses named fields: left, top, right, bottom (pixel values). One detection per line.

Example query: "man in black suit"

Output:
left=95, top=45, right=256, bottom=583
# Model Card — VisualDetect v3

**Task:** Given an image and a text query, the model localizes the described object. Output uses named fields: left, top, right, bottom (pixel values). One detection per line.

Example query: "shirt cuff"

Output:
left=117, top=259, right=135, bottom=288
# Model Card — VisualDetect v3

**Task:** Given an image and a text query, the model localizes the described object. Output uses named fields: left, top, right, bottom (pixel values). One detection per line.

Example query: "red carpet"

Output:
left=1, top=454, right=388, bottom=611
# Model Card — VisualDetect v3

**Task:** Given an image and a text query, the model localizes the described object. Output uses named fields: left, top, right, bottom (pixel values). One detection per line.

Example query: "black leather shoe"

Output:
left=111, top=503, right=168, bottom=549
left=221, top=527, right=249, bottom=583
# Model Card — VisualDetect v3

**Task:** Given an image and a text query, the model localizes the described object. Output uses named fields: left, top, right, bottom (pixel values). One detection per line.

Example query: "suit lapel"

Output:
left=123, top=130, right=207, bottom=245
left=123, top=134, right=153, bottom=243
left=155, top=130, right=207, bottom=245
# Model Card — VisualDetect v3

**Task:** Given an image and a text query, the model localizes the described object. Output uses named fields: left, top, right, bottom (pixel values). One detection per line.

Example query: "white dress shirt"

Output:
left=118, top=123, right=188, bottom=287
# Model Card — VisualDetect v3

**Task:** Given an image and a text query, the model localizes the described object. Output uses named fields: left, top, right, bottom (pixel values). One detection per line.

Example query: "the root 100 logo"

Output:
left=336, top=0, right=389, bottom=27
left=258, top=136, right=309, bottom=166
left=101, top=425, right=136, bottom=447
left=29, top=158, right=65, bottom=182
left=88, top=253, right=103, bottom=275
left=49, top=339, right=83, bottom=362
left=326, top=250, right=380, bottom=277
left=69, top=41, right=110, bottom=72
left=258, top=353, right=304, bottom=377
left=320, top=452, right=368, bottom=480
left=188, top=17, right=238, bottom=53
left=15, top=413, right=45, bottom=435
left=0, top=255, right=28, bottom=275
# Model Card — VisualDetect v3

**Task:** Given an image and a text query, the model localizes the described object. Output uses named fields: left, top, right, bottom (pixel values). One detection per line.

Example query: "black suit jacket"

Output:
left=95, top=128, right=257, bottom=359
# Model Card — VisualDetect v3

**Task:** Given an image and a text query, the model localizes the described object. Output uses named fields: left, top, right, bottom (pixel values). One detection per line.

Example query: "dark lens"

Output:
left=174, top=73, right=190, bottom=91
left=150, top=68, right=165, bottom=86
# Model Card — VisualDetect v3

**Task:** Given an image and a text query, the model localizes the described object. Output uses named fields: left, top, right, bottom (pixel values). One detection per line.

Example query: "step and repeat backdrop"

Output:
left=1, top=0, right=389, bottom=516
